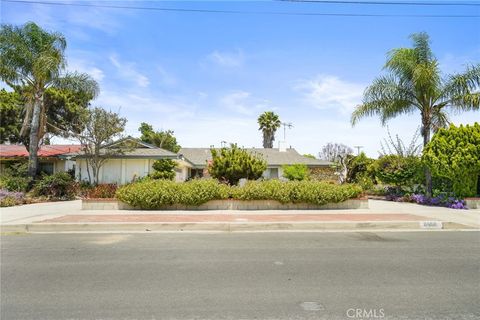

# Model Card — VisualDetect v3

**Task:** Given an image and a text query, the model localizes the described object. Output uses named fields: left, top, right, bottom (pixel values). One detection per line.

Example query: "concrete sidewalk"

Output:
left=1, top=199, right=479, bottom=232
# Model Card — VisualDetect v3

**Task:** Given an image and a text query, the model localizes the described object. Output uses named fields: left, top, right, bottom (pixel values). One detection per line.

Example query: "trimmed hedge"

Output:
left=116, top=179, right=362, bottom=209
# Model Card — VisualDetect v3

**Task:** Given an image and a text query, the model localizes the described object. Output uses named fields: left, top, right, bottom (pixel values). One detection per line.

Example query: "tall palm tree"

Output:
left=258, top=111, right=281, bottom=148
left=0, top=22, right=99, bottom=178
left=351, top=32, right=480, bottom=196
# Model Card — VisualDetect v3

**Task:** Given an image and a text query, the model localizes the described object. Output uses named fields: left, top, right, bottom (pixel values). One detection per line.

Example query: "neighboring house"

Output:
left=0, top=144, right=80, bottom=175
left=179, top=144, right=332, bottom=180
left=66, top=137, right=193, bottom=184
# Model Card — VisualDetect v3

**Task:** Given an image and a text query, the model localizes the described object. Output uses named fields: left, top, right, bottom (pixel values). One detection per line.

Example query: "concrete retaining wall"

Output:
left=82, top=199, right=120, bottom=210
left=82, top=198, right=368, bottom=210
left=465, top=198, right=480, bottom=209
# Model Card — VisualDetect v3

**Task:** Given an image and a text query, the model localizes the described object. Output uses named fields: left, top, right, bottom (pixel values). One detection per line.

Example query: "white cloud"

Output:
left=219, top=91, right=271, bottom=116
left=68, top=58, right=105, bottom=83
left=296, top=75, right=365, bottom=114
left=206, top=49, right=245, bottom=68
left=109, top=54, right=150, bottom=87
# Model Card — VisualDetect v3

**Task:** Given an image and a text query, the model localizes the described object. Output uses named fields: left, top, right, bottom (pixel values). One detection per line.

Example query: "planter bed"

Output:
left=82, top=198, right=368, bottom=210
left=465, top=198, right=480, bottom=209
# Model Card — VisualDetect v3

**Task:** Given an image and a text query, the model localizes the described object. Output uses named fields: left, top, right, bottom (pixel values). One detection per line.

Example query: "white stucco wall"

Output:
left=75, top=158, right=190, bottom=184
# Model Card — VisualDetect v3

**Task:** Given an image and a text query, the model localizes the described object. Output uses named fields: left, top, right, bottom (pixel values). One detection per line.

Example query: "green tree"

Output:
left=0, top=22, right=99, bottom=178
left=150, top=159, right=177, bottom=180
left=257, top=111, right=281, bottom=148
left=282, top=164, right=309, bottom=181
left=0, top=87, right=93, bottom=146
left=351, top=32, right=480, bottom=196
left=423, top=123, right=480, bottom=197
left=208, top=144, right=267, bottom=185
left=138, top=122, right=181, bottom=153
left=77, top=107, right=127, bottom=185
left=303, top=154, right=316, bottom=159
left=0, top=89, right=22, bottom=143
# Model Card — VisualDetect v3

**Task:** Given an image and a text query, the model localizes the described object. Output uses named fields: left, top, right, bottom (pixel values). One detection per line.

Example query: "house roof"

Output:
left=101, top=136, right=158, bottom=149
left=179, top=148, right=332, bottom=167
left=65, top=147, right=179, bottom=159
left=0, top=144, right=82, bottom=158
left=62, top=137, right=179, bottom=159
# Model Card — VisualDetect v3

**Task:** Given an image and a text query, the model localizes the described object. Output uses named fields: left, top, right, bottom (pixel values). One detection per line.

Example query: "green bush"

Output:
left=150, top=159, right=177, bottom=180
left=347, top=152, right=375, bottom=186
left=423, top=123, right=480, bottom=197
left=0, top=161, right=31, bottom=192
left=116, top=179, right=362, bottom=209
left=0, top=175, right=31, bottom=192
left=208, top=144, right=267, bottom=185
left=371, top=155, right=423, bottom=186
left=33, top=172, right=76, bottom=200
left=282, top=164, right=309, bottom=181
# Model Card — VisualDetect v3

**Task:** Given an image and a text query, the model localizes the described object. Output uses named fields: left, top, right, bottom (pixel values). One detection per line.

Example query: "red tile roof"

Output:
left=0, top=145, right=82, bottom=158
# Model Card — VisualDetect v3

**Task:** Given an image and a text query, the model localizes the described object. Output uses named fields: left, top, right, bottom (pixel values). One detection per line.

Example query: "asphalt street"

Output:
left=1, top=231, right=479, bottom=319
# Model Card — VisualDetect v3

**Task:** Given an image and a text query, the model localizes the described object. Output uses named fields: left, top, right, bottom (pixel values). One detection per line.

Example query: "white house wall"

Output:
left=75, top=158, right=190, bottom=184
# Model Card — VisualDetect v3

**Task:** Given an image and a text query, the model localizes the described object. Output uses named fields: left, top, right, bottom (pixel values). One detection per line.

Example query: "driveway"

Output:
left=0, top=200, right=82, bottom=225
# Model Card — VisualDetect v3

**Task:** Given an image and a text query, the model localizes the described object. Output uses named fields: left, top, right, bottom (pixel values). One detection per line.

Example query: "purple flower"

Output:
left=0, top=189, right=24, bottom=200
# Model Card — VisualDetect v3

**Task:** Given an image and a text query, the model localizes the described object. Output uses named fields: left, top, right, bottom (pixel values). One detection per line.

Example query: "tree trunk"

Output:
left=27, top=90, right=43, bottom=179
left=262, top=131, right=269, bottom=148
left=423, top=125, right=433, bottom=198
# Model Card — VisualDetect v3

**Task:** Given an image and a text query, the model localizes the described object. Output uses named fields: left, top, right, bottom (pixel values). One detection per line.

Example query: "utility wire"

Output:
left=278, top=0, right=480, bottom=6
left=2, top=0, right=480, bottom=18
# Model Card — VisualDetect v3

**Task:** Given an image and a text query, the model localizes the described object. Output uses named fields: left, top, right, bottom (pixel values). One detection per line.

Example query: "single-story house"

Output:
left=65, top=137, right=193, bottom=184
left=179, top=146, right=332, bottom=180
left=1, top=138, right=334, bottom=184
left=0, top=144, right=80, bottom=175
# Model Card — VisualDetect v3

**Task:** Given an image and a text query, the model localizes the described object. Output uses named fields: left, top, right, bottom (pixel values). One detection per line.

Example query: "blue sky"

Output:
left=1, top=0, right=479, bottom=157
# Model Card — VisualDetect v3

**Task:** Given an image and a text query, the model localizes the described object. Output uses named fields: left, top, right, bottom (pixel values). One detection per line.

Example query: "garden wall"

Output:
left=465, top=198, right=480, bottom=209
left=82, top=198, right=368, bottom=210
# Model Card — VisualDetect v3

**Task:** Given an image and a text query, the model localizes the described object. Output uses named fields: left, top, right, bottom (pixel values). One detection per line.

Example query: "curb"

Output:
left=1, top=221, right=476, bottom=233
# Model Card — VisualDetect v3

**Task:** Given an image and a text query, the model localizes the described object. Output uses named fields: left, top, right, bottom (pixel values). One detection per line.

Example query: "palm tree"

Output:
left=0, top=22, right=99, bottom=178
left=351, top=32, right=480, bottom=196
left=258, top=111, right=281, bottom=148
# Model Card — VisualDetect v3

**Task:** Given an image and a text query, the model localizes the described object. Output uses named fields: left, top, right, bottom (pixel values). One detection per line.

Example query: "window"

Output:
left=39, top=162, right=54, bottom=175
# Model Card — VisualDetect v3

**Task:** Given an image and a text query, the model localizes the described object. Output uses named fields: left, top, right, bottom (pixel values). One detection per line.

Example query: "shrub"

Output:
left=309, top=167, right=337, bottom=182
left=86, top=184, right=117, bottom=199
left=0, top=175, right=31, bottom=192
left=282, top=164, right=309, bottom=181
left=150, top=159, right=177, bottom=180
left=346, top=152, right=375, bottom=186
left=208, top=144, right=267, bottom=185
left=0, top=189, right=25, bottom=207
left=116, top=179, right=363, bottom=209
left=423, top=123, right=480, bottom=197
left=116, top=179, right=229, bottom=209
left=33, top=172, right=76, bottom=200
left=0, top=161, right=31, bottom=192
left=371, top=155, right=423, bottom=186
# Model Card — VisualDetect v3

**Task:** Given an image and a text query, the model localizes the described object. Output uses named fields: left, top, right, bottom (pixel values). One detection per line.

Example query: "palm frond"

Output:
left=351, top=75, right=416, bottom=126
left=431, top=107, right=450, bottom=133
left=409, top=32, right=434, bottom=63
left=442, top=64, right=480, bottom=112
left=53, top=72, right=100, bottom=99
